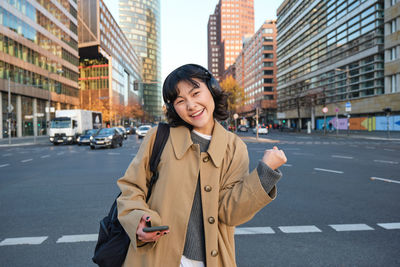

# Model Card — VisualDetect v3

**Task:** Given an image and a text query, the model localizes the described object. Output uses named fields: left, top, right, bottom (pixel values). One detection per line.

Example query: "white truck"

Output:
left=49, top=110, right=102, bottom=145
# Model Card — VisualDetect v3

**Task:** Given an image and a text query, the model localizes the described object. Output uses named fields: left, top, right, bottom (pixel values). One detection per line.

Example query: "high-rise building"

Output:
left=235, top=20, right=278, bottom=126
left=384, top=0, right=400, bottom=94
left=119, top=0, right=162, bottom=121
left=78, top=0, right=142, bottom=126
left=277, top=0, right=400, bottom=131
left=208, top=0, right=255, bottom=81
left=0, top=0, right=79, bottom=138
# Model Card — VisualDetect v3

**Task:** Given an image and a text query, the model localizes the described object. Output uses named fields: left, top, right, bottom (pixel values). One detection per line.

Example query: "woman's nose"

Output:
left=186, top=99, right=196, bottom=110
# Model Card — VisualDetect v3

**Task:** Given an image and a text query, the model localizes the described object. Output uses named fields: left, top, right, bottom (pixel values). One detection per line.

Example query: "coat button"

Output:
left=211, top=249, right=218, bottom=257
left=208, top=216, right=215, bottom=224
left=203, top=156, right=210, bottom=162
left=204, top=185, right=212, bottom=192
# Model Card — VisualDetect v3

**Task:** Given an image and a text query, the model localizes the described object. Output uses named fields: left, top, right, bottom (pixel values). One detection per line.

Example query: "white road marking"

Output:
left=283, top=164, right=292, bottom=167
left=377, top=223, right=400, bottom=230
left=350, top=145, right=358, bottom=147
left=373, top=160, right=398, bottom=164
left=292, top=152, right=312, bottom=156
left=283, top=148, right=300, bottom=151
left=108, top=152, right=120, bottom=155
left=235, top=227, right=275, bottom=235
left=2, top=153, right=12, bottom=157
left=130, top=153, right=136, bottom=156
left=366, top=146, right=375, bottom=149
left=384, top=149, right=395, bottom=152
left=56, top=234, right=98, bottom=243
left=314, top=168, right=344, bottom=174
left=40, top=155, right=50, bottom=159
left=279, top=225, right=321, bottom=233
left=331, top=155, right=354, bottom=159
left=0, top=164, right=10, bottom=168
left=0, top=236, right=48, bottom=246
left=370, top=177, right=400, bottom=184
left=329, top=224, right=374, bottom=232
left=21, top=159, right=33, bottom=163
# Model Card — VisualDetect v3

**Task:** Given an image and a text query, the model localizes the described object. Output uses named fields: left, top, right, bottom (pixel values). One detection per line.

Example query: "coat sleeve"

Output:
left=116, top=127, right=162, bottom=250
left=218, top=138, right=277, bottom=227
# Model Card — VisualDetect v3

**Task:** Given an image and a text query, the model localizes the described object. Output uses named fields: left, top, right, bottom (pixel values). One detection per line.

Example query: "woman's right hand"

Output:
left=136, top=214, right=169, bottom=243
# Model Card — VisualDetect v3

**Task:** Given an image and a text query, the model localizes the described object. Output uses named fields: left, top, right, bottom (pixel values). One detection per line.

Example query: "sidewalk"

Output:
left=0, top=136, right=50, bottom=147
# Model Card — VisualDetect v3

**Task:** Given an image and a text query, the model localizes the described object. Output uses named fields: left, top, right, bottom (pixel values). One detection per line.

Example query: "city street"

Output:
left=0, top=131, right=399, bottom=266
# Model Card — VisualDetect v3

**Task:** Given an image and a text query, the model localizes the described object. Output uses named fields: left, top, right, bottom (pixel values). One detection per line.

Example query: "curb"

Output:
left=240, top=136, right=280, bottom=143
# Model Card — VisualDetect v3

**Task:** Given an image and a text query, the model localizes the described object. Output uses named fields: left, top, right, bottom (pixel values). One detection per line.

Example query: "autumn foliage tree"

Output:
left=219, top=75, right=245, bottom=119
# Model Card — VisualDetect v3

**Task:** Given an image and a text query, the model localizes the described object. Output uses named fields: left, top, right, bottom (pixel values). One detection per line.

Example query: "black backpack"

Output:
left=92, top=123, right=170, bottom=267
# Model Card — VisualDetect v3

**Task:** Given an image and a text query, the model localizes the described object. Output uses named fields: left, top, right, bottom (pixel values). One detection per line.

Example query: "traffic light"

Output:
left=283, top=120, right=286, bottom=124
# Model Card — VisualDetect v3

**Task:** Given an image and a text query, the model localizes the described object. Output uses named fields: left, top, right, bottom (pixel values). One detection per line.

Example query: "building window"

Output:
left=391, top=75, right=398, bottom=93
left=390, top=19, right=397, bottom=33
left=390, top=47, right=398, bottom=60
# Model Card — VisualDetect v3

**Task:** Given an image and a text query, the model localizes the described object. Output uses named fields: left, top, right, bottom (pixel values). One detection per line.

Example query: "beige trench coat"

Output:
left=117, top=121, right=277, bottom=267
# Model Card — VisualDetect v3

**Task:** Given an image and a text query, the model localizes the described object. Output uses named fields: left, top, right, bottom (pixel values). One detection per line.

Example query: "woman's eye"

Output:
left=193, top=91, right=200, bottom=96
left=175, top=100, right=184, bottom=105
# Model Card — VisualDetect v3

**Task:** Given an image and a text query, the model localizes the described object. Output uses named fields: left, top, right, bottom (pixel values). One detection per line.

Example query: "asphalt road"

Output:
left=0, top=131, right=399, bottom=267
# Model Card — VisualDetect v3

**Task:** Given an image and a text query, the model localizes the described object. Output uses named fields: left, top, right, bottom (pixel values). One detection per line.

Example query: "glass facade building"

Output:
left=277, top=0, right=399, bottom=130
left=119, top=0, right=162, bottom=121
left=0, top=0, right=80, bottom=138
left=78, top=0, right=142, bottom=125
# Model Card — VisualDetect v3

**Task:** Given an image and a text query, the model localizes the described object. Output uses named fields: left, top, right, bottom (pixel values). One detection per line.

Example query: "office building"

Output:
left=235, top=20, right=278, bottom=126
left=78, top=0, right=142, bottom=126
left=119, top=0, right=162, bottom=121
left=0, top=0, right=79, bottom=138
left=277, top=0, right=400, bottom=131
left=208, top=0, right=255, bottom=81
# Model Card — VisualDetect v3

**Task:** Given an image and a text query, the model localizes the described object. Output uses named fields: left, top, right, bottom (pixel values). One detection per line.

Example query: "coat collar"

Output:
left=170, top=120, right=228, bottom=167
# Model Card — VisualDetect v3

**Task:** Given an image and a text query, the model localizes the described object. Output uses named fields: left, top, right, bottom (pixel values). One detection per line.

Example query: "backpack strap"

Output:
left=146, top=123, right=170, bottom=202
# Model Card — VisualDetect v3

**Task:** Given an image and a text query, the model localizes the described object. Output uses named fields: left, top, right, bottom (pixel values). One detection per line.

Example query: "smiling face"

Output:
left=173, top=78, right=215, bottom=135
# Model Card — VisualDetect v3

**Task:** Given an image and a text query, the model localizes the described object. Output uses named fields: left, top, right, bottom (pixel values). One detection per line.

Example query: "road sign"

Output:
left=345, top=102, right=351, bottom=112
left=7, top=104, right=14, bottom=113
left=322, top=107, right=328, bottom=113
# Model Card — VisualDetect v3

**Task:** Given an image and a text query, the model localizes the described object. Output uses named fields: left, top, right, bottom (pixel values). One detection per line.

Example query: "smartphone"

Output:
left=143, top=225, right=169, bottom=233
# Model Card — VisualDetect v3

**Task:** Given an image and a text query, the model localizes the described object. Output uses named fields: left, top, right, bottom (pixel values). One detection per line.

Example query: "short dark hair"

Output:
left=162, top=64, right=229, bottom=128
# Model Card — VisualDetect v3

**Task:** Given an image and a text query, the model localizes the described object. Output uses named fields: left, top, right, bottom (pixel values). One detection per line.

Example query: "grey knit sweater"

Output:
left=183, top=131, right=282, bottom=262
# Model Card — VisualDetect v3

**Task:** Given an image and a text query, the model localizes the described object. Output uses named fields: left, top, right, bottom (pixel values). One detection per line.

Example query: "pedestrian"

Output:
left=117, top=64, right=287, bottom=267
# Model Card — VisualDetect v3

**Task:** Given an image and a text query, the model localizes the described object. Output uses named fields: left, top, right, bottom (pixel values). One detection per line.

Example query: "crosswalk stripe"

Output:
left=21, top=159, right=33, bottom=163
left=374, top=160, right=399, bottom=164
left=40, top=155, right=50, bottom=158
left=314, top=168, right=343, bottom=174
left=329, top=224, right=374, bottom=232
left=377, top=223, right=400, bottom=230
left=235, top=227, right=275, bottom=235
left=278, top=225, right=321, bottom=233
left=331, top=155, right=353, bottom=159
left=0, top=163, right=10, bottom=168
left=56, top=234, right=98, bottom=243
left=0, top=236, right=48, bottom=246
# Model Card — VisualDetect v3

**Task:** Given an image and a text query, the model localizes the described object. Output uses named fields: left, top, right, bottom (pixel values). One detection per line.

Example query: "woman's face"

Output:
left=173, top=78, right=215, bottom=135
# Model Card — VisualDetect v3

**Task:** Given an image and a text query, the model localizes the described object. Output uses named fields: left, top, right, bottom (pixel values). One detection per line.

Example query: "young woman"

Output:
left=117, top=64, right=287, bottom=267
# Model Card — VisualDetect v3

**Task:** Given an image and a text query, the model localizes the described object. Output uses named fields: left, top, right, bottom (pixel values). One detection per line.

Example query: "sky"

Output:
left=103, top=0, right=284, bottom=81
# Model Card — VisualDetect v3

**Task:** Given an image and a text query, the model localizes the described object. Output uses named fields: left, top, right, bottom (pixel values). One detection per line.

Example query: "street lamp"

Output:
left=46, top=69, right=63, bottom=135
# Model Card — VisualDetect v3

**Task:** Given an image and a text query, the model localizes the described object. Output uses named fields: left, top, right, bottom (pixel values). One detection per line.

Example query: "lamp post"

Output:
left=46, top=69, right=63, bottom=135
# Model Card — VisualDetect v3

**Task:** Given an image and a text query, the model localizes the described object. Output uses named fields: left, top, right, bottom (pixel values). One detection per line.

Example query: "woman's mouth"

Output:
left=191, top=109, right=205, bottom=118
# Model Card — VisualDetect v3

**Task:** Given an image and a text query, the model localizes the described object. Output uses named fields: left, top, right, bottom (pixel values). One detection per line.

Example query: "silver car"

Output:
left=136, top=125, right=152, bottom=138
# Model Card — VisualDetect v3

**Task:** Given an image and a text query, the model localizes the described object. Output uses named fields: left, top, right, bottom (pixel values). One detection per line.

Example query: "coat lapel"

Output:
left=169, top=120, right=228, bottom=168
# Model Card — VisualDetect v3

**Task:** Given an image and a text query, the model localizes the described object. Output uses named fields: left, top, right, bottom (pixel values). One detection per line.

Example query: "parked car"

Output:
left=116, top=126, right=128, bottom=139
left=237, top=125, right=248, bottom=132
left=136, top=125, right=152, bottom=139
left=77, top=129, right=99, bottom=145
left=90, top=128, right=123, bottom=149
left=252, top=125, right=269, bottom=135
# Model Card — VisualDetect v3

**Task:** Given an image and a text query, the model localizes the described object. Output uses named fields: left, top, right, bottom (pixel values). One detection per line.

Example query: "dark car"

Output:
left=77, top=129, right=99, bottom=146
left=116, top=126, right=128, bottom=139
left=125, top=126, right=134, bottom=135
left=90, top=128, right=123, bottom=149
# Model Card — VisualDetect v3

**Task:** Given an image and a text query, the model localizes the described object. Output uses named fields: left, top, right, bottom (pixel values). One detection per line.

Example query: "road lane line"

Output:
left=56, top=234, right=98, bottom=243
left=292, top=152, right=313, bottom=156
left=283, top=164, right=292, bottom=167
left=373, top=160, right=398, bottom=164
left=370, top=177, right=400, bottom=184
left=235, top=227, right=275, bottom=235
left=21, top=159, right=33, bottom=163
left=329, top=224, right=374, bottom=232
left=384, top=149, right=395, bottom=152
left=0, top=236, right=48, bottom=246
left=108, top=152, right=120, bottom=155
left=0, top=163, right=10, bottom=168
left=331, top=155, right=354, bottom=159
left=377, top=223, right=400, bottom=230
left=279, top=225, right=321, bottom=233
left=40, top=155, right=50, bottom=158
left=366, top=146, right=375, bottom=149
left=314, top=168, right=344, bottom=174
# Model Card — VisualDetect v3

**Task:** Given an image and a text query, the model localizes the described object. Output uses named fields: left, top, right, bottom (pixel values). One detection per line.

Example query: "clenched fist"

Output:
left=262, top=146, right=287, bottom=170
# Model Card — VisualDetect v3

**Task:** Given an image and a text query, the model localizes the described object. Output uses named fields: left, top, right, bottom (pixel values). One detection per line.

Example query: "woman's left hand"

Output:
left=261, top=146, right=287, bottom=170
